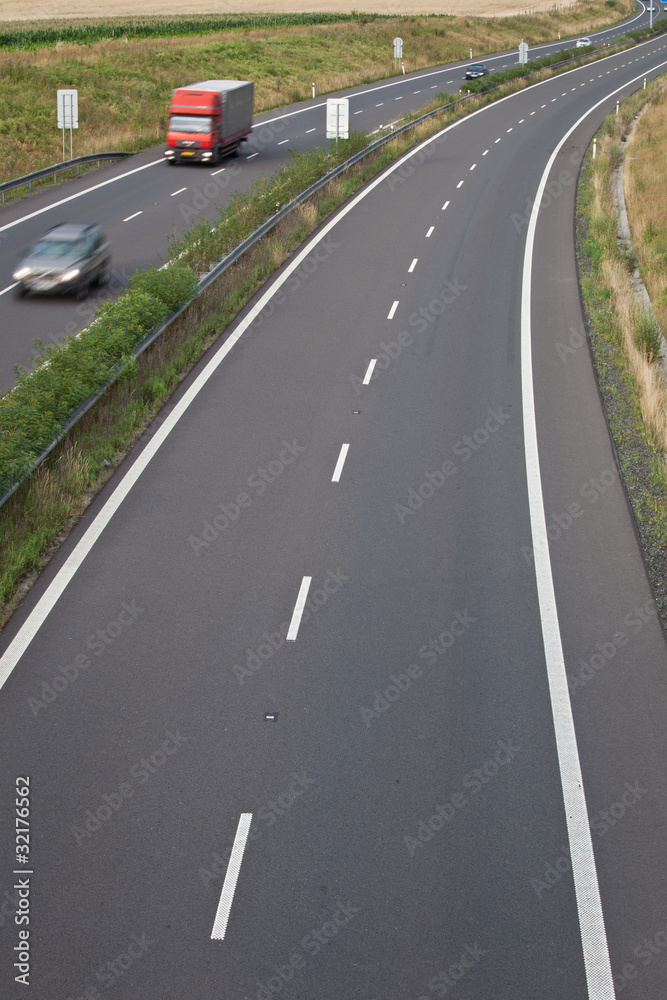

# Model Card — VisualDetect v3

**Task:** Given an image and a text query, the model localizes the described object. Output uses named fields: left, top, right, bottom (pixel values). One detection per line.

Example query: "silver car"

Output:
left=13, top=223, right=111, bottom=299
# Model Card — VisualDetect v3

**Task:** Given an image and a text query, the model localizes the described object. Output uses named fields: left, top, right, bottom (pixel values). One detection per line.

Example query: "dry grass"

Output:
left=0, top=0, right=634, bottom=181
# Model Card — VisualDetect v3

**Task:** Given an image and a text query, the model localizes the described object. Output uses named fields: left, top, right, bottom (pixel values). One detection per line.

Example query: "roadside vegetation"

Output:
left=0, top=0, right=633, bottom=183
left=577, top=77, right=667, bottom=620
left=0, top=37, right=649, bottom=626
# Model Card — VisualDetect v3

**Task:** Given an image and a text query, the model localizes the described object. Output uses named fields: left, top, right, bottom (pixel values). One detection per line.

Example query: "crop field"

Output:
left=0, top=0, right=633, bottom=182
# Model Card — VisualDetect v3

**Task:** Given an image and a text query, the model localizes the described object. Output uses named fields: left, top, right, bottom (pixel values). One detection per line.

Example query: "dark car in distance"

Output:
left=465, top=63, right=489, bottom=79
left=13, top=223, right=112, bottom=299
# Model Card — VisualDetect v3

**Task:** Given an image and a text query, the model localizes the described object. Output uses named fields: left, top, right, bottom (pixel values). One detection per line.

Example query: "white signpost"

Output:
left=518, top=41, right=529, bottom=66
left=57, top=89, right=78, bottom=161
left=326, top=97, right=349, bottom=141
left=393, top=36, right=403, bottom=71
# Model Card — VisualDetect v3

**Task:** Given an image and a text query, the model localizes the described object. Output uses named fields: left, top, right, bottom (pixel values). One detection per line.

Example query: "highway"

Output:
left=1, top=14, right=667, bottom=1000
left=0, top=0, right=658, bottom=392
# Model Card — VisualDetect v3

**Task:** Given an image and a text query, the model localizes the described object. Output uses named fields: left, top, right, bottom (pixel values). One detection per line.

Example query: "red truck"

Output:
left=164, top=80, right=254, bottom=165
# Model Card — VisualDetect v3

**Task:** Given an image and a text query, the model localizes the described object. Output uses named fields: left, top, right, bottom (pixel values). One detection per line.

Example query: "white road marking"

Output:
left=408, top=258, right=418, bottom=272
left=0, top=282, right=18, bottom=296
left=210, top=167, right=227, bottom=176
left=507, top=127, right=513, bottom=131
left=541, top=103, right=546, bottom=107
left=306, top=128, right=316, bottom=133
left=376, top=103, right=384, bottom=106
left=211, top=813, right=252, bottom=940
left=278, top=139, right=290, bottom=145
left=354, top=109, right=364, bottom=114
left=495, top=137, right=502, bottom=142
left=518, top=61, right=667, bottom=998
left=470, top=163, right=476, bottom=170
left=0, top=158, right=163, bottom=234
left=286, top=577, right=312, bottom=641
left=363, top=358, right=377, bottom=383
left=332, top=443, right=350, bottom=481
left=457, top=180, right=464, bottom=187
left=430, top=85, right=438, bottom=88
left=483, top=149, right=489, bottom=155
left=442, top=200, right=450, bottom=210
left=426, top=226, right=435, bottom=237
left=170, top=187, right=187, bottom=196
left=387, top=299, right=399, bottom=318
left=414, top=90, right=421, bottom=94
left=246, top=152, right=259, bottom=158
left=530, top=111, right=536, bottom=115
left=3, top=53, right=663, bottom=693
left=123, top=211, right=142, bottom=222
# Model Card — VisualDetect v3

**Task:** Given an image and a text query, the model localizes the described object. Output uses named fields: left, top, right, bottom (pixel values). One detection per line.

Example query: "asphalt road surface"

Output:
left=0, top=0, right=658, bottom=391
left=1, top=22, right=667, bottom=1000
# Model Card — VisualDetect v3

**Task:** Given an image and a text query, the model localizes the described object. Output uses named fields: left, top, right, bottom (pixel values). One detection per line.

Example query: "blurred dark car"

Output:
left=465, top=63, right=489, bottom=79
left=13, top=223, right=111, bottom=299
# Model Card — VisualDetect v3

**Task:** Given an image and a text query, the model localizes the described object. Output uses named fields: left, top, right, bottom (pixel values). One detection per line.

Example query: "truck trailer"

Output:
left=164, top=80, right=254, bottom=165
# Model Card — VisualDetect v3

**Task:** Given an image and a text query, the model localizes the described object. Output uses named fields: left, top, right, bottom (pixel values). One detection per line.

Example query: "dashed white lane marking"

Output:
left=332, top=443, right=350, bottom=482
left=495, top=137, right=502, bottom=142
left=0, top=157, right=163, bottom=234
left=123, top=211, right=142, bottom=222
left=363, top=358, right=377, bottom=383
left=519, top=118, right=525, bottom=123
left=354, top=109, right=364, bottom=114
left=395, top=95, right=403, bottom=100
left=530, top=111, right=536, bottom=115
left=457, top=180, right=464, bottom=187
left=541, top=104, right=546, bottom=107
left=426, top=226, right=435, bottom=236
left=286, top=577, right=312, bottom=641
left=470, top=163, right=477, bottom=170
left=246, top=152, right=259, bottom=158
left=0, top=282, right=18, bottom=296
left=170, top=187, right=187, bottom=196
left=414, top=90, right=421, bottom=94
left=408, top=258, right=418, bottom=272
left=278, top=138, right=290, bottom=144
left=211, top=814, right=252, bottom=940
left=376, top=103, right=384, bottom=106
left=210, top=167, right=226, bottom=176
left=442, top=200, right=450, bottom=210
left=387, top=299, right=399, bottom=318
left=483, top=149, right=489, bottom=155
left=306, top=128, right=316, bottom=133
left=507, top=127, right=513, bottom=132
left=431, top=84, right=438, bottom=88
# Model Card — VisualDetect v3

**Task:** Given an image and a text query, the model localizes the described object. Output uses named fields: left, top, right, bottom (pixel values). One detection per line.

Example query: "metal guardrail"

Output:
left=1, top=30, right=661, bottom=509
left=0, top=152, right=132, bottom=204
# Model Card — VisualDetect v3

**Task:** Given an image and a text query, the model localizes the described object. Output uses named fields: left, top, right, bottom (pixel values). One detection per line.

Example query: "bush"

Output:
left=633, top=310, right=663, bottom=362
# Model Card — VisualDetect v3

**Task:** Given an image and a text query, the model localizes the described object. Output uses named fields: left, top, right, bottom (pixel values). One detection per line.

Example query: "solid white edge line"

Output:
left=286, top=577, right=312, bottom=641
left=363, top=358, right=377, bottom=383
left=332, top=443, right=350, bottom=482
left=387, top=299, right=399, bottom=319
left=211, top=813, right=252, bottom=940
left=1, top=50, right=663, bottom=689
left=518, top=56, right=667, bottom=1000
left=0, top=159, right=163, bottom=234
